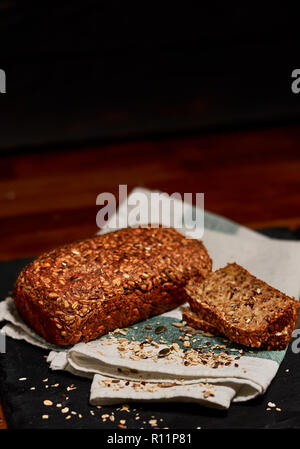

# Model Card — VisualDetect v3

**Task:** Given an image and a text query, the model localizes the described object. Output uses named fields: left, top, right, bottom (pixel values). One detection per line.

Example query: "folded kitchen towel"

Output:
left=0, top=299, right=286, bottom=409
left=0, top=187, right=299, bottom=410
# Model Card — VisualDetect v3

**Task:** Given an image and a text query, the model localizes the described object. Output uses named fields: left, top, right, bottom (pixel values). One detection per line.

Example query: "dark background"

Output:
left=0, top=1, right=300, bottom=257
left=1, top=1, right=300, bottom=151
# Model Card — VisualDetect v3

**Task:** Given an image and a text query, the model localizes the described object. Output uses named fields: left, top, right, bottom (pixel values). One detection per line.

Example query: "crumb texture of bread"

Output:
left=182, top=309, right=222, bottom=336
left=13, top=226, right=212, bottom=345
left=183, top=308, right=296, bottom=350
left=185, top=263, right=299, bottom=349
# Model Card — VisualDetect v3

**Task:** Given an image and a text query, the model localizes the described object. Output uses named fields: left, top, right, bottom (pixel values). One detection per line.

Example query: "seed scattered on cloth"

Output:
left=172, top=343, right=180, bottom=352
left=158, top=347, right=171, bottom=357
left=172, top=322, right=185, bottom=328
left=43, top=400, right=53, bottom=406
left=155, top=326, right=167, bottom=334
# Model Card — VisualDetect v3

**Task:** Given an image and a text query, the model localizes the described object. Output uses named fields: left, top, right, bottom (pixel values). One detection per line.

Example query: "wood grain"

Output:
left=0, top=403, right=7, bottom=429
left=0, top=123, right=300, bottom=428
left=0, top=123, right=300, bottom=260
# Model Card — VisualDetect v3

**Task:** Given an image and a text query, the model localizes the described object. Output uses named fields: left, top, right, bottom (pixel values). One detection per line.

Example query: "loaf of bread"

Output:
left=184, top=263, right=299, bottom=349
left=13, top=227, right=212, bottom=346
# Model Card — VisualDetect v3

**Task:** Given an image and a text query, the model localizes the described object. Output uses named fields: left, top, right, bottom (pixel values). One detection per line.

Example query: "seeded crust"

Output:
left=185, top=263, right=299, bottom=349
left=13, top=226, right=212, bottom=346
left=182, top=309, right=297, bottom=350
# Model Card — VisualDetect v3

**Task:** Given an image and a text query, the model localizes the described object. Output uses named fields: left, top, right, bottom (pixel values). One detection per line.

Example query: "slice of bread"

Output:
left=184, top=263, right=299, bottom=349
left=183, top=309, right=222, bottom=336
left=183, top=308, right=295, bottom=350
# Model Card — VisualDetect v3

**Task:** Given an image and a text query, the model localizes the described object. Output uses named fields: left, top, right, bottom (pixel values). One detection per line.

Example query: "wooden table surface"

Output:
left=0, top=123, right=300, bottom=428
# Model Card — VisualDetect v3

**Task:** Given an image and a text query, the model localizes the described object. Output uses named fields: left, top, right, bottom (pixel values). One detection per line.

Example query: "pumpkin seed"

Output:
left=158, top=347, right=170, bottom=357
left=155, top=326, right=167, bottom=334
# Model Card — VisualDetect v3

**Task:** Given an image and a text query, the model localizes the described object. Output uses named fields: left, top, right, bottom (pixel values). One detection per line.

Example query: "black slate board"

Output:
left=1, top=228, right=300, bottom=430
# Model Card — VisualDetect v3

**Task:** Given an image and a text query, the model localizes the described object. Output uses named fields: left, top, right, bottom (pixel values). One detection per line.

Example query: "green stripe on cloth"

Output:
left=105, top=315, right=286, bottom=365
left=204, top=211, right=239, bottom=235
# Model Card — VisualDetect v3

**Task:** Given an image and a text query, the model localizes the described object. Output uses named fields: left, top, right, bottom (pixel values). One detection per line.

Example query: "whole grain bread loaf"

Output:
left=14, top=226, right=212, bottom=346
left=184, top=263, right=299, bottom=349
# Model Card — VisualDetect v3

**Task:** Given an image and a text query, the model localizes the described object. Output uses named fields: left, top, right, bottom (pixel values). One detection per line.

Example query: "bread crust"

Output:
left=185, top=263, right=299, bottom=349
left=13, top=227, right=212, bottom=345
